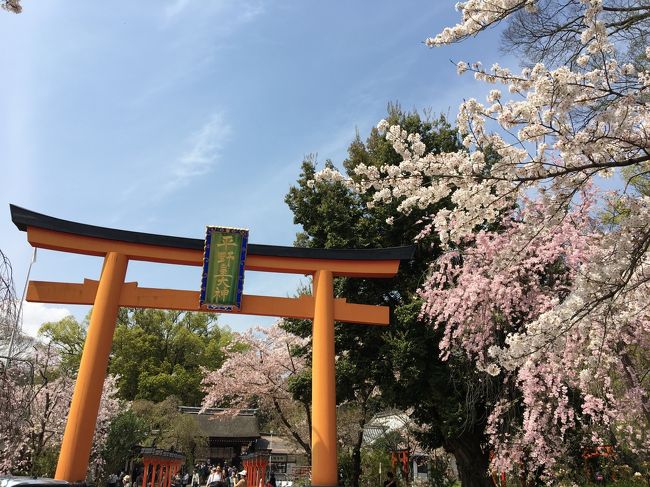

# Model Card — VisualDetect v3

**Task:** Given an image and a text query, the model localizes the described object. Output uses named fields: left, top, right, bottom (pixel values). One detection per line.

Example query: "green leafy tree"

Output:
left=111, top=309, right=233, bottom=405
left=39, top=308, right=232, bottom=406
left=39, top=309, right=233, bottom=405
left=102, top=410, right=148, bottom=476
left=131, top=396, right=205, bottom=467
left=284, top=104, right=494, bottom=487
left=38, top=316, right=86, bottom=373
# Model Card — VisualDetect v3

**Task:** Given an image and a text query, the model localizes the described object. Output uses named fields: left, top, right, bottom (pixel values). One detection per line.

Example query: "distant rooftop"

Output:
left=179, top=406, right=257, bottom=416
left=179, top=407, right=260, bottom=439
left=258, top=434, right=303, bottom=455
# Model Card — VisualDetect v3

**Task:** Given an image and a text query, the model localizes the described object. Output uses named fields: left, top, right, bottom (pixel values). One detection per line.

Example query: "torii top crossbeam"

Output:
left=11, top=204, right=412, bottom=274
left=10, top=204, right=413, bottom=487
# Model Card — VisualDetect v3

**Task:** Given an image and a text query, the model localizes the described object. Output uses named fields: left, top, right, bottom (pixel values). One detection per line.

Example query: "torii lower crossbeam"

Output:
left=26, top=279, right=390, bottom=325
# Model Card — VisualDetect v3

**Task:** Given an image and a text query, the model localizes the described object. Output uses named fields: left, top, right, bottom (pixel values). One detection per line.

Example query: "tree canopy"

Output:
left=130, top=396, right=206, bottom=466
left=36, top=309, right=235, bottom=406
left=111, top=308, right=233, bottom=405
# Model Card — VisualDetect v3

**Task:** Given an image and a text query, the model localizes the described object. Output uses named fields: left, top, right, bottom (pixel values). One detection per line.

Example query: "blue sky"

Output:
left=1, top=1, right=508, bottom=335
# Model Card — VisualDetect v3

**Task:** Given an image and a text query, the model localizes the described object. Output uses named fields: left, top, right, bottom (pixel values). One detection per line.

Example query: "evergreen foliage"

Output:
left=284, top=104, right=493, bottom=487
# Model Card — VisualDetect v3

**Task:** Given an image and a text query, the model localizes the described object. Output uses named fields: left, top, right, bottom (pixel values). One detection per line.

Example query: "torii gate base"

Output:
left=10, top=205, right=413, bottom=487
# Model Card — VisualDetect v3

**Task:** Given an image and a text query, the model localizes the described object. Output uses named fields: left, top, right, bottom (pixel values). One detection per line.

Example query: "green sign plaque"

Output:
left=199, top=226, right=249, bottom=311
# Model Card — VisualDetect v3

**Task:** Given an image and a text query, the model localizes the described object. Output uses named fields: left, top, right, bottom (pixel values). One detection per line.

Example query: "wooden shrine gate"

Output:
left=139, top=448, right=186, bottom=487
left=10, top=205, right=413, bottom=487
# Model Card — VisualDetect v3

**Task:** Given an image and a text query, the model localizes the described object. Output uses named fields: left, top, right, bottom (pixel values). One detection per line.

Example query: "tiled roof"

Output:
left=181, top=408, right=260, bottom=439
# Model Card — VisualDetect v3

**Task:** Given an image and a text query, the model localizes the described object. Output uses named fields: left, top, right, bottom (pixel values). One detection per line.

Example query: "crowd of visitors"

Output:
left=203, top=464, right=246, bottom=487
left=191, top=462, right=277, bottom=487
left=109, top=460, right=282, bottom=487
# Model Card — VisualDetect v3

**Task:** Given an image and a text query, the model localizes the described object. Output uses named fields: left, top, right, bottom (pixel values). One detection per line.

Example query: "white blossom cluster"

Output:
left=338, top=51, right=648, bottom=244
left=315, top=0, right=649, bottom=254
left=425, top=0, right=540, bottom=47
left=0, top=0, right=21, bottom=14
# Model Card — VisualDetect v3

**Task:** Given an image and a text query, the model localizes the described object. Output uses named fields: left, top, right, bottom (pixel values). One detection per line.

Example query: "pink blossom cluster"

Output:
left=201, top=323, right=310, bottom=450
left=202, top=323, right=307, bottom=410
left=423, top=200, right=594, bottom=366
left=88, top=374, right=122, bottom=480
left=421, top=201, right=589, bottom=471
left=423, top=198, right=650, bottom=473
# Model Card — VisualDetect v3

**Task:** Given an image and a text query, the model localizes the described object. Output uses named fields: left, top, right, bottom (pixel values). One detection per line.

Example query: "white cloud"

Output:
left=239, top=2, right=264, bottom=22
left=20, top=301, right=72, bottom=337
left=162, top=112, right=232, bottom=194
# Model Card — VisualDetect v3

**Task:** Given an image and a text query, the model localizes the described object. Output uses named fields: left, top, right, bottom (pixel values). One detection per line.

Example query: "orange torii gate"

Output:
left=10, top=205, right=413, bottom=487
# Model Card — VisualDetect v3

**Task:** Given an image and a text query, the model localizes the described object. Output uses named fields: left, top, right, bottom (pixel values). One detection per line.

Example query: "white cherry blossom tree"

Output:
left=315, top=0, right=649, bottom=478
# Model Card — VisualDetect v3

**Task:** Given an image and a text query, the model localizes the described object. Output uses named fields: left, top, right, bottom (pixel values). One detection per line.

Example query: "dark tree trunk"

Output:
left=446, top=431, right=492, bottom=487
left=351, top=427, right=364, bottom=487
left=350, top=395, right=371, bottom=487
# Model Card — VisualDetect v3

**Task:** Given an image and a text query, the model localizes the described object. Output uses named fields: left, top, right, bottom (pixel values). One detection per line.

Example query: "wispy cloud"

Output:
left=162, top=113, right=232, bottom=194
left=162, top=0, right=264, bottom=26
left=164, top=0, right=192, bottom=20
left=239, top=2, right=264, bottom=23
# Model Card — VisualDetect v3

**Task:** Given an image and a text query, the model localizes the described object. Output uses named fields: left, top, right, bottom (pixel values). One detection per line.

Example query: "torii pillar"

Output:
left=312, top=270, right=336, bottom=486
left=9, top=205, right=413, bottom=487
left=55, top=252, right=128, bottom=481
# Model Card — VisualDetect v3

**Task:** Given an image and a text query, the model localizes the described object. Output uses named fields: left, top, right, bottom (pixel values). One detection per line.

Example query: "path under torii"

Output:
left=10, top=205, right=413, bottom=487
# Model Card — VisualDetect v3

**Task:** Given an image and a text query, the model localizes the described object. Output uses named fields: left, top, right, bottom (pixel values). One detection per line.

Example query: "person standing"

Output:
left=201, top=464, right=210, bottom=485
left=216, top=466, right=225, bottom=487
left=192, top=470, right=200, bottom=487
left=206, top=468, right=215, bottom=487
left=207, top=467, right=219, bottom=487
left=234, top=471, right=246, bottom=487
left=108, top=473, right=119, bottom=487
